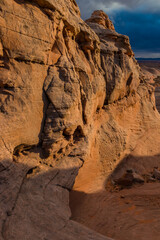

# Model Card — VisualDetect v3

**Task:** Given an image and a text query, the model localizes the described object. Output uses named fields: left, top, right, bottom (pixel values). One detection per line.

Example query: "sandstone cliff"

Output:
left=0, top=1, right=160, bottom=240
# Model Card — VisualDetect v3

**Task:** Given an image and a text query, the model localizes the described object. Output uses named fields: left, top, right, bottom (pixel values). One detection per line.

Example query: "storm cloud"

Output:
left=76, top=0, right=160, bottom=19
left=76, top=0, right=160, bottom=57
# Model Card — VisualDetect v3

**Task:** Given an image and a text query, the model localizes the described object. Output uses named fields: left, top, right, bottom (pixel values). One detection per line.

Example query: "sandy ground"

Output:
left=70, top=182, right=160, bottom=240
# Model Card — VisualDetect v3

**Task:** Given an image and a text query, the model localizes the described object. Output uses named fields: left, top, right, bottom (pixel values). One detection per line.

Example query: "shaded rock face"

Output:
left=155, top=84, right=160, bottom=112
left=0, top=1, right=160, bottom=240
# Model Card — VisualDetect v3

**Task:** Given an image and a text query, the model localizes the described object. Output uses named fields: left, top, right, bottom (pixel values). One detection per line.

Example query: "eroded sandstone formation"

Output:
left=0, top=1, right=160, bottom=240
left=70, top=11, right=160, bottom=240
left=139, top=60, right=160, bottom=112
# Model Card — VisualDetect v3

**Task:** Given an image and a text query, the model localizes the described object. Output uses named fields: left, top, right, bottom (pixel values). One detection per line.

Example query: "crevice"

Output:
left=2, top=8, right=49, bottom=25
left=43, top=170, right=60, bottom=199
left=73, top=126, right=85, bottom=143
left=55, top=184, right=71, bottom=191
left=75, top=31, right=94, bottom=61
left=42, top=8, right=56, bottom=21
left=37, top=88, right=50, bottom=147
left=100, top=55, right=111, bottom=106
left=0, top=48, right=10, bottom=70
left=26, top=166, right=40, bottom=178
left=126, top=73, right=133, bottom=87
left=13, top=144, right=36, bottom=157
left=80, top=85, right=87, bottom=124
left=11, top=174, right=27, bottom=212
left=0, top=85, right=14, bottom=90
left=0, top=25, right=52, bottom=44
left=13, top=57, right=45, bottom=65
left=62, top=131, right=72, bottom=141
left=1, top=137, right=12, bottom=154
left=71, top=0, right=78, bottom=7
left=96, top=106, right=100, bottom=114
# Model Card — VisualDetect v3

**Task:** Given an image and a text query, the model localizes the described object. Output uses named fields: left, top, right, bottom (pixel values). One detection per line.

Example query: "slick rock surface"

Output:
left=0, top=1, right=160, bottom=240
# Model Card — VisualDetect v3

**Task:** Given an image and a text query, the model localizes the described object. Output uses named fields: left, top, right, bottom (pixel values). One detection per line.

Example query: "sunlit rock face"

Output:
left=86, top=10, right=141, bottom=104
left=0, top=1, right=160, bottom=240
left=85, top=10, right=115, bottom=30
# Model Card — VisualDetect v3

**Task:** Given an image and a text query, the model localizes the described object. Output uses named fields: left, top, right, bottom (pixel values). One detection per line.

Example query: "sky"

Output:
left=76, top=0, right=160, bottom=58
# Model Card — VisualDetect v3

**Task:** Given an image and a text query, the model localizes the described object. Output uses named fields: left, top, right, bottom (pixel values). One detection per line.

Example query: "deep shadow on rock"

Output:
left=0, top=157, right=112, bottom=240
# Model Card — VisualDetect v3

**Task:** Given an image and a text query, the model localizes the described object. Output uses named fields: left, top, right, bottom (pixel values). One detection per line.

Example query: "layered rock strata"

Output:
left=0, top=1, right=160, bottom=240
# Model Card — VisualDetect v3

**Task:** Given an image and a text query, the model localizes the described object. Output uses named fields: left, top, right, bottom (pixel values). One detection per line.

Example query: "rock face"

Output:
left=86, top=10, right=115, bottom=31
left=86, top=10, right=140, bottom=104
left=0, top=1, right=160, bottom=240
left=139, top=60, right=160, bottom=112
left=139, top=60, right=160, bottom=81
left=70, top=10, right=160, bottom=240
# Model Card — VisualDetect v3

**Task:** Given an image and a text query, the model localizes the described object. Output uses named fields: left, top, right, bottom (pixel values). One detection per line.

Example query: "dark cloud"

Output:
left=76, top=0, right=160, bottom=20
left=114, top=11, right=160, bottom=57
left=76, top=0, right=160, bottom=57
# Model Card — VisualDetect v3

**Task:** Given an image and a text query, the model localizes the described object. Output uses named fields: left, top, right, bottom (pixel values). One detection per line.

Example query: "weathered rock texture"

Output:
left=139, top=60, right=160, bottom=112
left=0, top=1, right=160, bottom=240
left=70, top=11, right=160, bottom=240
left=139, top=60, right=160, bottom=81
left=86, top=10, right=115, bottom=31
